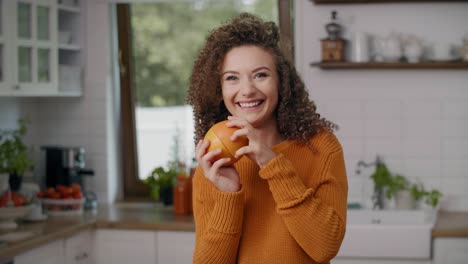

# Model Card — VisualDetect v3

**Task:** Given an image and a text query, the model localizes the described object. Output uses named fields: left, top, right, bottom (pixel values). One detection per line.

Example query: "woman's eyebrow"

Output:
left=221, top=70, right=239, bottom=76
left=252, top=66, right=271, bottom=73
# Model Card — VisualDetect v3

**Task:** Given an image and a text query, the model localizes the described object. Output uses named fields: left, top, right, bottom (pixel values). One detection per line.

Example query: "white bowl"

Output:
left=0, top=205, right=33, bottom=230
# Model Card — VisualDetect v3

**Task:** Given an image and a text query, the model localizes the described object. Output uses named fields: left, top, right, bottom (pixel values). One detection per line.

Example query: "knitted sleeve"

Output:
left=192, top=168, right=245, bottom=264
left=259, top=137, right=348, bottom=263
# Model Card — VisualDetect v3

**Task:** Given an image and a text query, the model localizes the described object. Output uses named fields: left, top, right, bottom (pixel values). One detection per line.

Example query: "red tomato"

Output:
left=71, top=183, right=81, bottom=194
left=46, top=187, right=56, bottom=198
left=59, top=187, right=73, bottom=197
left=50, top=192, right=62, bottom=199
left=73, top=192, right=83, bottom=199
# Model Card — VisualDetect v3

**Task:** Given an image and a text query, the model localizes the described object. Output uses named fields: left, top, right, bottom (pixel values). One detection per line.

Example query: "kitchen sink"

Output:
left=337, top=208, right=437, bottom=259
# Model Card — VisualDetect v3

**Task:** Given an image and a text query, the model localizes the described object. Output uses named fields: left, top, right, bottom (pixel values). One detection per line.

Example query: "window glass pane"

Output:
left=0, top=0, right=3, bottom=36
left=0, top=45, right=3, bottom=81
left=38, top=48, right=50, bottom=82
left=37, top=6, right=50, bottom=41
left=18, top=2, right=31, bottom=39
left=18, top=46, right=31, bottom=82
left=130, top=1, right=278, bottom=180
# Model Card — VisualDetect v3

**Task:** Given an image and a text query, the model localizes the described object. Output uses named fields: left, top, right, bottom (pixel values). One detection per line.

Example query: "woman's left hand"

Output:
left=227, top=116, right=277, bottom=168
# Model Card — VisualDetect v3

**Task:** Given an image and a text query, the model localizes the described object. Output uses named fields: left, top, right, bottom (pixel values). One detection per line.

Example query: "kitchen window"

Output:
left=117, top=0, right=293, bottom=199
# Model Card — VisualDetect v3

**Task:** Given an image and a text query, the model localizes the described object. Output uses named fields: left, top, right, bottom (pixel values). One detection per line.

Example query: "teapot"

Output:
left=380, top=32, right=402, bottom=62
left=402, top=35, right=424, bottom=63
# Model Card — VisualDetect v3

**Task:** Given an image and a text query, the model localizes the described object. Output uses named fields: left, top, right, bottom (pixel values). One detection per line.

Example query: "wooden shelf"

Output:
left=310, top=61, right=468, bottom=70
left=312, top=0, right=468, bottom=4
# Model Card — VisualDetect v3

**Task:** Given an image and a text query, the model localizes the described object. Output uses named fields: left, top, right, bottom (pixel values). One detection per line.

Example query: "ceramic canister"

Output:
left=351, top=32, right=370, bottom=63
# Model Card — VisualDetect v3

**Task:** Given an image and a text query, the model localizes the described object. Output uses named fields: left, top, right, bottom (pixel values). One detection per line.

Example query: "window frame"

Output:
left=117, top=1, right=294, bottom=199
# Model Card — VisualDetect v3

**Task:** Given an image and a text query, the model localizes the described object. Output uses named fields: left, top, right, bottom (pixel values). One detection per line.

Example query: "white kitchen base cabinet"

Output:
left=156, top=231, right=195, bottom=264
left=14, top=230, right=94, bottom=264
left=433, top=238, right=468, bottom=264
left=332, top=258, right=431, bottom=264
left=14, top=240, right=65, bottom=264
left=95, top=229, right=157, bottom=264
left=65, top=230, right=95, bottom=264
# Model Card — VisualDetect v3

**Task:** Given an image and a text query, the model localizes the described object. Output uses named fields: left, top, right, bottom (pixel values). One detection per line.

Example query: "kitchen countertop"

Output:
left=432, top=211, right=468, bottom=237
left=0, top=205, right=466, bottom=262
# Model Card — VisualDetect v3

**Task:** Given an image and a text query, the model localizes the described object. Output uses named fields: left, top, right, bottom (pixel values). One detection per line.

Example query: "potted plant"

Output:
left=387, top=174, right=415, bottom=209
left=410, top=182, right=443, bottom=209
left=0, top=119, right=34, bottom=192
left=144, top=161, right=184, bottom=205
left=368, top=157, right=392, bottom=209
left=362, top=156, right=443, bottom=210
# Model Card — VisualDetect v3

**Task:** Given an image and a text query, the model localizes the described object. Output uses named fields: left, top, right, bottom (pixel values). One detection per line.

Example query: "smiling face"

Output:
left=220, top=45, right=279, bottom=128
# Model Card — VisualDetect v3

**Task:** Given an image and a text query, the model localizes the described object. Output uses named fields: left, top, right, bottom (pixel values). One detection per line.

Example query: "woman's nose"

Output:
left=240, top=77, right=255, bottom=96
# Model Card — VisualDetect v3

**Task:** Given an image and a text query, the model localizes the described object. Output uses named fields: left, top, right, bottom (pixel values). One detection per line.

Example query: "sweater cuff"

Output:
left=259, top=154, right=310, bottom=207
left=209, top=189, right=244, bottom=234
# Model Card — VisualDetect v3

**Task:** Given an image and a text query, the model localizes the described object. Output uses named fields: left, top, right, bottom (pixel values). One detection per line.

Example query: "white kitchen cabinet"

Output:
left=95, top=229, right=157, bottom=264
left=332, top=258, right=431, bottom=264
left=64, top=230, right=95, bottom=264
left=156, top=231, right=195, bottom=264
left=433, top=237, right=468, bottom=264
left=0, top=0, right=83, bottom=97
left=14, top=239, right=65, bottom=264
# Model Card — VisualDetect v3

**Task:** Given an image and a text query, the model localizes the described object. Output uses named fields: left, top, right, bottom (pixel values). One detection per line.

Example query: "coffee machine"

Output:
left=42, top=146, right=94, bottom=188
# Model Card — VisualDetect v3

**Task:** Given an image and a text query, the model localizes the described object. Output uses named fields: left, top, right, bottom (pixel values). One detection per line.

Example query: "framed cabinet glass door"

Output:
left=0, top=0, right=11, bottom=91
left=12, top=0, right=58, bottom=95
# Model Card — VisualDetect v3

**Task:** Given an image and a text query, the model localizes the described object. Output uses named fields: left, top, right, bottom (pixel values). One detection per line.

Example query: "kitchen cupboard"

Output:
left=64, top=230, right=95, bottom=264
left=95, top=229, right=196, bottom=264
left=14, top=239, right=64, bottom=264
left=156, top=231, right=195, bottom=264
left=332, top=259, right=431, bottom=264
left=14, top=230, right=94, bottom=264
left=0, top=0, right=83, bottom=97
left=433, top=238, right=468, bottom=264
left=95, top=229, right=157, bottom=264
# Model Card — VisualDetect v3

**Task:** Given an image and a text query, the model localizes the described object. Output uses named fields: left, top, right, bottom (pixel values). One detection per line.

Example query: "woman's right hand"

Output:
left=196, top=139, right=241, bottom=192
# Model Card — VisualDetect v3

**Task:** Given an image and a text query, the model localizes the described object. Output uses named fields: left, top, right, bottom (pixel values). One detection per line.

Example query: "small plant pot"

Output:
left=8, top=172, right=23, bottom=192
left=160, top=186, right=173, bottom=206
left=394, top=190, right=416, bottom=210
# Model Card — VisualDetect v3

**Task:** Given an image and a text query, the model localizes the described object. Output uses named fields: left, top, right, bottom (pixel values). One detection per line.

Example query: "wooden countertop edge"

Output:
left=432, top=230, right=468, bottom=238
left=0, top=221, right=96, bottom=262
left=94, top=220, right=195, bottom=232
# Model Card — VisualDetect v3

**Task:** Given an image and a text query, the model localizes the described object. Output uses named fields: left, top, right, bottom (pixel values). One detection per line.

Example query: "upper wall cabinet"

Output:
left=312, top=0, right=468, bottom=3
left=0, top=0, right=83, bottom=97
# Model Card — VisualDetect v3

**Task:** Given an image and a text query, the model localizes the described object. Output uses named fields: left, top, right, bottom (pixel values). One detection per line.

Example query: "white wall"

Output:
left=295, top=1, right=468, bottom=211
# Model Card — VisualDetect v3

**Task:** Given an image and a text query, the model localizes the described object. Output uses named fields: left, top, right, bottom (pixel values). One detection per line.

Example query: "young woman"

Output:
left=187, top=13, right=348, bottom=264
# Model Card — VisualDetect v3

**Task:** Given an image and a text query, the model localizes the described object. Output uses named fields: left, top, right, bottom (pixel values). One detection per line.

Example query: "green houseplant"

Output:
left=144, top=161, right=184, bottom=205
left=0, top=119, right=34, bottom=191
left=361, top=156, right=443, bottom=209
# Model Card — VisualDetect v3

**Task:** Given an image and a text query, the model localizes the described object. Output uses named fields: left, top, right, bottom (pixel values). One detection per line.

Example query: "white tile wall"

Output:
left=296, top=1, right=468, bottom=211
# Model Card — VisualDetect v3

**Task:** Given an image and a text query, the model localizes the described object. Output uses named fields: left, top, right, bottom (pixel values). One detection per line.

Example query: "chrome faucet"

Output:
left=356, top=156, right=386, bottom=210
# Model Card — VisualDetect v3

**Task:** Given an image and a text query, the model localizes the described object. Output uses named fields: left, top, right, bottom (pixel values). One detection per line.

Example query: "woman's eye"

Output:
left=254, top=72, right=268, bottom=79
left=225, top=75, right=238, bottom=81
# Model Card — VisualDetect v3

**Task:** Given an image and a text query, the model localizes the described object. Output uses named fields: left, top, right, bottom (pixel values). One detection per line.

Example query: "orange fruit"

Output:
left=204, top=120, right=249, bottom=166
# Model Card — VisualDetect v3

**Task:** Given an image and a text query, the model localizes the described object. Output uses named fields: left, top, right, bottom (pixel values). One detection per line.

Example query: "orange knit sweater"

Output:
left=192, top=131, right=348, bottom=264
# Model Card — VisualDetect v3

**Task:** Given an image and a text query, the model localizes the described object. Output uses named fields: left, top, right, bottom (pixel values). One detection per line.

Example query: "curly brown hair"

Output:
left=187, top=13, right=336, bottom=145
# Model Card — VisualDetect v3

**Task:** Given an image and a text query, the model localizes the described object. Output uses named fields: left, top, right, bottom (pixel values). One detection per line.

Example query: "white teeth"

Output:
left=239, top=101, right=262, bottom=108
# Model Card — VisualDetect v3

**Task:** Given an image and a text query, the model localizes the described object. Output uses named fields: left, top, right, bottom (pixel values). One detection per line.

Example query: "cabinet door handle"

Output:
left=13, top=84, right=20, bottom=90
left=75, top=252, right=88, bottom=261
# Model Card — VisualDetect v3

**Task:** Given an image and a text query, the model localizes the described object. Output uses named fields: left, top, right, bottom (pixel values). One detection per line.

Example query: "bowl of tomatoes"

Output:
left=37, top=183, right=84, bottom=216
